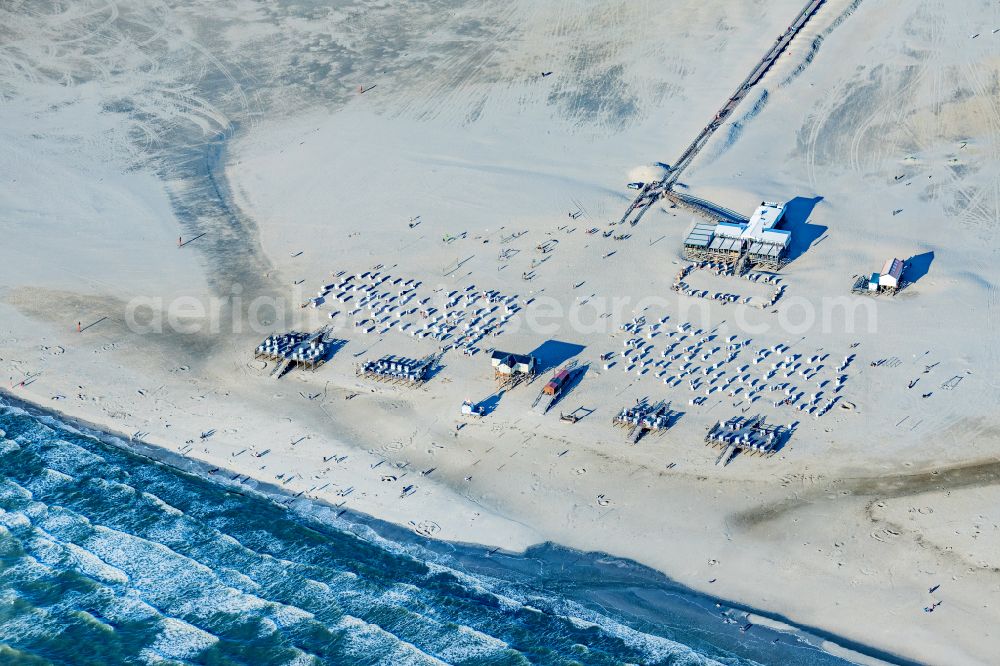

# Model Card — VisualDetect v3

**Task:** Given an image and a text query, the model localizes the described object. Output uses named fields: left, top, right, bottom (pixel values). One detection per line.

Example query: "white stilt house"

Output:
left=879, top=258, right=904, bottom=291
left=491, top=350, right=537, bottom=386
left=859, top=257, right=905, bottom=295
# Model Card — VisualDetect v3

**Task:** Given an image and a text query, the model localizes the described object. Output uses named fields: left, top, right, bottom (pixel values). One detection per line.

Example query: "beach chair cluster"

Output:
left=672, top=262, right=785, bottom=308
left=705, top=415, right=786, bottom=457
left=315, top=266, right=522, bottom=355
left=612, top=400, right=677, bottom=443
left=255, top=331, right=329, bottom=370
left=600, top=308, right=856, bottom=424
left=358, top=354, right=435, bottom=386
left=322, top=270, right=422, bottom=308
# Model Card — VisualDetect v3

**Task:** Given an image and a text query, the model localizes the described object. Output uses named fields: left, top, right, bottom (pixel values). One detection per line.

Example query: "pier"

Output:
left=619, top=0, right=827, bottom=227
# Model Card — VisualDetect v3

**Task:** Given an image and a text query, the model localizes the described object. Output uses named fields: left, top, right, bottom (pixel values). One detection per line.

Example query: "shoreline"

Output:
left=0, top=388, right=910, bottom=666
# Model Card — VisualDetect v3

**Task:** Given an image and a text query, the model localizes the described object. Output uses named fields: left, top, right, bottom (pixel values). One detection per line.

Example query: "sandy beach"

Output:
left=3, top=0, right=1000, bottom=663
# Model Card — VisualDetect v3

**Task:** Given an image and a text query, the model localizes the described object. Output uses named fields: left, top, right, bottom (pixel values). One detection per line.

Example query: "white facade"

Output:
left=714, top=222, right=745, bottom=239
left=879, top=258, right=904, bottom=289
left=710, top=201, right=790, bottom=250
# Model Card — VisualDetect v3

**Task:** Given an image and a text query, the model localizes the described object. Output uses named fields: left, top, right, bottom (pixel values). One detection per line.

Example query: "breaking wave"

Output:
left=0, top=401, right=853, bottom=665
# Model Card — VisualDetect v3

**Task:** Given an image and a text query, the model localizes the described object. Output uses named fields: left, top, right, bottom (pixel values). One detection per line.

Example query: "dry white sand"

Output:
left=3, top=0, right=1000, bottom=663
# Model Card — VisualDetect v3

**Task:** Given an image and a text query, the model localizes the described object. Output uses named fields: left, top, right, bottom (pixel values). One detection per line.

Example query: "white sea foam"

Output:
left=0, top=479, right=34, bottom=503
left=76, top=518, right=330, bottom=633
left=334, top=614, right=449, bottom=666
left=64, top=541, right=132, bottom=586
left=88, top=476, right=138, bottom=496
left=141, top=491, right=184, bottom=516
left=141, top=617, right=219, bottom=662
left=520, top=593, right=729, bottom=666
left=0, top=406, right=759, bottom=665
left=434, top=623, right=513, bottom=663
left=297, top=578, right=332, bottom=596
left=100, top=595, right=162, bottom=625
left=257, top=616, right=278, bottom=637
left=280, top=651, right=322, bottom=666
left=371, top=545, right=688, bottom=665
left=0, top=509, right=33, bottom=530
left=23, top=533, right=64, bottom=568
left=215, top=566, right=263, bottom=594
left=423, top=561, right=523, bottom=613
left=0, top=404, right=35, bottom=424
left=22, top=500, right=50, bottom=522
left=72, top=609, right=116, bottom=633
left=38, top=505, right=94, bottom=533
left=32, top=412, right=88, bottom=438
left=564, top=614, right=602, bottom=631
left=0, top=562, right=68, bottom=644
left=370, top=584, right=418, bottom=607
left=404, top=546, right=732, bottom=666
left=36, top=438, right=108, bottom=471
left=83, top=523, right=216, bottom=579
left=0, top=604, right=58, bottom=644
left=23, top=467, right=75, bottom=495
left=265, top=602, right=315, bottom=628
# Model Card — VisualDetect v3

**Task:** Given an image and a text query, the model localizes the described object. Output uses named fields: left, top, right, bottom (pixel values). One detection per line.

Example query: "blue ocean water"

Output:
left=0, top=402, right=859, bottom=665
